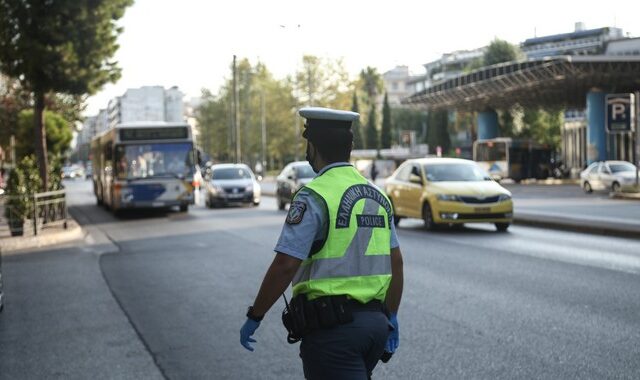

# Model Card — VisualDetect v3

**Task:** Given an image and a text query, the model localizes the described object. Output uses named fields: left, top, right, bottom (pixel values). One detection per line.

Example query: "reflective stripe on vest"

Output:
left=291, top=165, right=392, bottom=302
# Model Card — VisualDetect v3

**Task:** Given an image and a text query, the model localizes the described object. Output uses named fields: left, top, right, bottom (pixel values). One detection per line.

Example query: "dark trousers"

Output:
left=299, top=311, right=391, bottom=380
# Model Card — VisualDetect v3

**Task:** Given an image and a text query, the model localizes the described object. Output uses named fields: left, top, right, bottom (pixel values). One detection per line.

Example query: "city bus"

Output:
left=473, top=138, right=553, bottom=181
left=90, top=122, right=197, bottom=213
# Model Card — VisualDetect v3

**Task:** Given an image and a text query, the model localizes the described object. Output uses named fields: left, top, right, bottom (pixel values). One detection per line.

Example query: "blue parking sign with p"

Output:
left=606, top=94, right=635, bottom=133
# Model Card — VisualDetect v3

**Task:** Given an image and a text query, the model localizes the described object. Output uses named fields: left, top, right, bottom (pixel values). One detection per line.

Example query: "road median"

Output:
left=514, top=210, right=640, bottom=239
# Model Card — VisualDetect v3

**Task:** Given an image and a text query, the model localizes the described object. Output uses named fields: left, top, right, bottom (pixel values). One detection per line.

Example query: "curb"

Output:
left=610, top=192, right=640, bottom=201
left=0, top=220, right=84, bottom=255
left=514, top=214, right=640, bottom=240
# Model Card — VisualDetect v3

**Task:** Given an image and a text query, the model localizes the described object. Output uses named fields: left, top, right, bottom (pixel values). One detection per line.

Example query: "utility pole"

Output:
left=261, top=91, right=267, bottom=174
left=307, top=65, right=313, bottom=106
left=635, top=91, right=639, bottom=189
left=232, top=55, right=238, bottom=163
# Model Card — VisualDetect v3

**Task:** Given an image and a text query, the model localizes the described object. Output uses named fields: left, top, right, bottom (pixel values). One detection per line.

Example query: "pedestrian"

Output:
left=240, top=107, right=404, bottom=379
left=370, top=160, right=378, bottom=182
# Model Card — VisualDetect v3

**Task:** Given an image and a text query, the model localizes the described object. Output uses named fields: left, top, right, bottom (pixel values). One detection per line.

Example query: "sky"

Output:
left=84, top=0, right=640, bottom=116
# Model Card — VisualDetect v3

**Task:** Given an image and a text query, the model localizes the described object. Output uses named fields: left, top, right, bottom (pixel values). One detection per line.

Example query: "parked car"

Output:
left=61, top=164, right=85, bottom=179
left=0, top=251, right=4, bottom=312
left=276, top=161, right=316, bottom=210
left=580, top=161, right=639, bottom=193
left=204, top=163, right=261, bottom=208
left=385, top=158, right=513, bottom=231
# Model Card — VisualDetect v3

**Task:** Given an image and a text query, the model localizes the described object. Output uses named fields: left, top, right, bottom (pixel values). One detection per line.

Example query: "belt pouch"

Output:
left=332, top=296, right=354, bottom=324
left=303, top=297, right=320, bottom=330
left=314, top=296, right=338, bottom=328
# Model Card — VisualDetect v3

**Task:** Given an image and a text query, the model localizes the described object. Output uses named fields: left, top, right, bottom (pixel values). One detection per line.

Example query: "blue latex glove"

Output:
left=240, top=318, right=260, bottom=351
left=385, top=313, right=399, bottom=353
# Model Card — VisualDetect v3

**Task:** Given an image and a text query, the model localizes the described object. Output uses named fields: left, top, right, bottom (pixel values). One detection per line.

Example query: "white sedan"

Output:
left=580, top=161, right=639, bottom=193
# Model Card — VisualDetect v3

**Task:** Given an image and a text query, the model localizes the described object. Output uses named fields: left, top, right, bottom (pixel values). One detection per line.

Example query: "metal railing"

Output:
left=0, top=189, right=67, bottom=237
left=32, top=189, right=67, bottom=235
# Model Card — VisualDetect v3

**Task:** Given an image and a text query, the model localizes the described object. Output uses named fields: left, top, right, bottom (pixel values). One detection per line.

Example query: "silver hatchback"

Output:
left=580, top=161, right=639, bottom=193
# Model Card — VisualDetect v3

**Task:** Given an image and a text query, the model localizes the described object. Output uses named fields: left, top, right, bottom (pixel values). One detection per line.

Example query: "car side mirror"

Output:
left=287, top=174, right=295, bottom=180
left=409, top=174, right=423, bottom=184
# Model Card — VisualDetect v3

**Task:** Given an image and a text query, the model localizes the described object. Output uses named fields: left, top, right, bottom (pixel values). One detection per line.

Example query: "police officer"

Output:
left=240, top=107, right=404, bottom=379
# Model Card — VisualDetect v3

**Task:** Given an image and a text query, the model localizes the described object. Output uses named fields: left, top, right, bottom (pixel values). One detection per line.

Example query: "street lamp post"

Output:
left=261, top=91, right=267, bottom=174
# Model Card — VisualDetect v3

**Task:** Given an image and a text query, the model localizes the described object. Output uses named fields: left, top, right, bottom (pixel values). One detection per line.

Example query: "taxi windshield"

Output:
left=423, top=163, right=488, bottom=182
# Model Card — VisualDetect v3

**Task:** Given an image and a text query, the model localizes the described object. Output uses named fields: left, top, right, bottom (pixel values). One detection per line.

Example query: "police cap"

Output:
left=299, top=107, right=359, bottom=140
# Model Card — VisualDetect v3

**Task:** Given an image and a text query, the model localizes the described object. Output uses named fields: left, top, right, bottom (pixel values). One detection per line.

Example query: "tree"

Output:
left=15, top=110, right=72, bottom=159
left=294, top=55, right=352, bottom=109
left=0, top=0, right=133, bottom=190
left=197, top=58, right=297, bottom=167
left=380, top=93, right=392, bottom=149
left=351, top=92, right=364, bottom=149
left=426, top=110, right=451, bottom=154
left=359, top=67, right=383, bottom=104
left=358, top=67, right=383, bottom=150
left=484, top=38, right=520, bottom=66
left=391, top=108, right=427, bottom=145
left=365, top=106, right=379, bottom=150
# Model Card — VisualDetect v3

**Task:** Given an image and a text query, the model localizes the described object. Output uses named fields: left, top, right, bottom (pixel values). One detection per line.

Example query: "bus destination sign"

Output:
left=120, top=127, right=188, bottom=141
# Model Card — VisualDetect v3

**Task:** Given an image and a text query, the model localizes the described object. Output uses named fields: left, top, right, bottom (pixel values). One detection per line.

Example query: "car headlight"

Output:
left=436, top=194, right=460, bottom=202
left=498, top=194, right=512, bottom=202
left=209, top=184, right=223, bottom=194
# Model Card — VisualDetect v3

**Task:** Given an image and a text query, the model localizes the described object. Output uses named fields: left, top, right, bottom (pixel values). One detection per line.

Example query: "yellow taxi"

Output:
left=385, top=158, right=513, bottom=231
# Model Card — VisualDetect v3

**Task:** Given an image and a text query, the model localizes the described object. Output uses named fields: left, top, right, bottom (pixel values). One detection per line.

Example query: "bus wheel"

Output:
left=495, top=223, right=510, bottom=232
left=422, top=203, right=437, bottom=231
left=180, top=204, right=188, bottom=212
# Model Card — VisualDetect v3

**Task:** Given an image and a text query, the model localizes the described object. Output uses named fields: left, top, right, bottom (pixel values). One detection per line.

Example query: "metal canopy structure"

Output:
left=404, top=56, right=640, bottom=111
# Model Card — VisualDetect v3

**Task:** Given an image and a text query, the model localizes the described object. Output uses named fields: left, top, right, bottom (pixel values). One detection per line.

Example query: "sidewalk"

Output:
left=0, top=195, right=163, bottom=379
left=0, top=219, right=84, bottom=255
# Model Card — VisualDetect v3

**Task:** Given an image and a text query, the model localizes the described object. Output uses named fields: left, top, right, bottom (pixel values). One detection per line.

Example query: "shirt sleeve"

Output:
left=274, top=190, right=326, bottom=260
left=390, top=216, right=400, bottom=249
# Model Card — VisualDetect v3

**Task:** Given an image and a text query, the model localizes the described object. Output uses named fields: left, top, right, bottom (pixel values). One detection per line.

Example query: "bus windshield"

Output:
left=475, top=141, right=507, bottom=161
left=423, top=163, right=489, bottom=182
left=115, top=142, right=194, bottom=180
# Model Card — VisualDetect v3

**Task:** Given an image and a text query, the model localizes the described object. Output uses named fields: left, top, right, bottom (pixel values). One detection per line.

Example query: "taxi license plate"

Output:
left=474, top=207, right=490, bottom=213
left=152, top=201, right=165, bottom=207
left=228, top=193, right=243, bottom=199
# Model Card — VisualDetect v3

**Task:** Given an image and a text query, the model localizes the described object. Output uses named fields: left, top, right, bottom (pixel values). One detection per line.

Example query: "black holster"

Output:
left=282, top=294, right=355, bottom=344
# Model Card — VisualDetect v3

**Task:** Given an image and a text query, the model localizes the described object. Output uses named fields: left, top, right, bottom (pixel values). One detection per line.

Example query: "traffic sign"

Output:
left=605, top=93, right=635, bottom=133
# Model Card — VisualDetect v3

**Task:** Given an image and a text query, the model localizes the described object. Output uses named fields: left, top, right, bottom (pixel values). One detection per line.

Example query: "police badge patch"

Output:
left=286, top=201, right=307, bottom=224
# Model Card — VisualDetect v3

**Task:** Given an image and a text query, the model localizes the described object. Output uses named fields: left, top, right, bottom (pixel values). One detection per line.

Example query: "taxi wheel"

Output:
left=389, top=198, right=402, bottom=226
left=495, top=223, right=510, bottom=232
left=583, top=181, right=593, bottom=193
left=422, top=203, right=437, bottom=231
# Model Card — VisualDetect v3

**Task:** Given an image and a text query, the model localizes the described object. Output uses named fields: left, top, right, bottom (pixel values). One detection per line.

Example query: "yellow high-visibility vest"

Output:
left=292, top=165, right=392, bottom=303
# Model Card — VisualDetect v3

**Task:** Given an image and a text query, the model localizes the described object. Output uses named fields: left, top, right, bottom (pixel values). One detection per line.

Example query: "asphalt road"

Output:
left=2, top=179, right=640, bottom=379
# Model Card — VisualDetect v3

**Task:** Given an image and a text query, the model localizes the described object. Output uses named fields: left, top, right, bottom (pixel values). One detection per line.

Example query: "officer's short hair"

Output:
left=304, top=127, right=352, bottom=163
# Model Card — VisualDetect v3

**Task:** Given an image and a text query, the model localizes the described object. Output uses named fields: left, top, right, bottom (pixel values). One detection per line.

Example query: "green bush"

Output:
left=4, top=168, right=27, bottom=233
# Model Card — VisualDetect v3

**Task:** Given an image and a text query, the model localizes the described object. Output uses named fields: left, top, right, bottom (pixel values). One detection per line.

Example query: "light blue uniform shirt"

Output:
left=274, top=162, right=400, bottom=261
